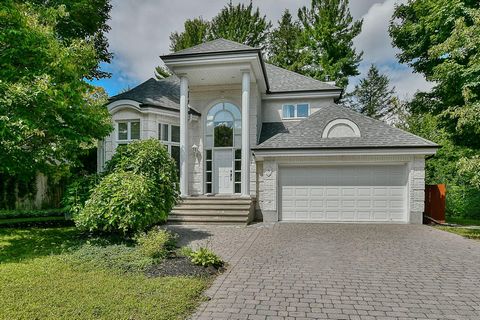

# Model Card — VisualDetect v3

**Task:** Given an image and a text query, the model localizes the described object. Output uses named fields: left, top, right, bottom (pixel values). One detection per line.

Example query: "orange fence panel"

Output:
left=424, top=184, right=446, bottom=223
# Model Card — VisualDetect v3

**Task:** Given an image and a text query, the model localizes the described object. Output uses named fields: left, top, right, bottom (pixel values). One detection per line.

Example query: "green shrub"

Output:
left=189, top=247, right=224, bottom=268
left=136, top=228, right=178, bottom=259
left=75, top=172, right=165, bottom=234
left=178, top=246, right=194, bottom=258
left=446, top=185, right=480, bottom=219
left=65, top=243, right=153, bottom=274
left=0, top=209, right=64, bottom=219
left=104, top=139, right=179, bottom=216
left=62, top=174, right=101, bottom=217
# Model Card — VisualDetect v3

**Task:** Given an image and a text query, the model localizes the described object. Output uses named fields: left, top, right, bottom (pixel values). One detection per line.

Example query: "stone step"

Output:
left=174, top=204, right=251, bottom=210
left=168, top=215, right=247, bottom=224
left=178, top=198, right=252, bottom=205
left=171, top=209, right=249, bottom=216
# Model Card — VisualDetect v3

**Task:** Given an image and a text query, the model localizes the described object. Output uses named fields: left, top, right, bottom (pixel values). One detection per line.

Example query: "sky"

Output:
left=91, top=0, right=433, bottom=99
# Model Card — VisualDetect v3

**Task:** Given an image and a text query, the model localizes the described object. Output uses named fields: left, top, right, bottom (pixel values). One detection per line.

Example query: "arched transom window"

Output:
left=205, top=102, right=241, bottom=148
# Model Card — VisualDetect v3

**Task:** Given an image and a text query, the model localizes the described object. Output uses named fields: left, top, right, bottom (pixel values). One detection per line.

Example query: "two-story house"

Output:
left=99, top=39, right=438, bottom=225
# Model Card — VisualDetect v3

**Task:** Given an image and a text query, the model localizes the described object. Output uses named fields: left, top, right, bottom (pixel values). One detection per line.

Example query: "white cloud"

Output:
left=350, top=0, right=433, bottom=98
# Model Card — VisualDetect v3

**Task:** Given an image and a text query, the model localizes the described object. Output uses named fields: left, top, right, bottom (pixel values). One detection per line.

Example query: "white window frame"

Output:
left=282, top=103, right=310, bottom=119
left=117, top=120, right=140, bottom=143
left=159, top=123, right=180, bottom=154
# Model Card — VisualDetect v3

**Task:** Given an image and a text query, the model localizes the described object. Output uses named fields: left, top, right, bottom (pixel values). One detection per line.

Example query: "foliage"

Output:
left=65, top=243, right=153, bottom=274
left=188, top=247, right=224, bottom=268
left=169, top=1, right=271, bottom=52
left=136, top=228, right=178, bottom=260
left=169, top=17, right=210, bottom=52
left=344, top=64, right=397, bottom=120
left=29, top=0, right=113, bottom=79
left=445, top=216, right=480, bottom=226
left=75, top=172, right=165, bottom=234
left=267, top=10, right=303, bottom=71
left=0, top=2, right=112, bottom=177
left=390, top=0, right=480, bottom=148
left=62, top=174, right=101, bottom=217
left=297, top=0, right=363, bottom=88
left=105, top=139, right=179, bottom=210
left=208, top=1, right=272, bottom=48
left=154, top=65, right=172, bottom=80
left=178, top=246, right=194, bottom=258
left=0, top=209, right=64, bottom=219
left=435, top=226, right=480, bottom=240
left=0, top=227, right=209, bottom=320
left=446, top=185, right=480, bottom=219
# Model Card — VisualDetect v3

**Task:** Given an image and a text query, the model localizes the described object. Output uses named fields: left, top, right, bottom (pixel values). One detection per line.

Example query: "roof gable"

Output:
left=257, top=104, right=438, bottom=149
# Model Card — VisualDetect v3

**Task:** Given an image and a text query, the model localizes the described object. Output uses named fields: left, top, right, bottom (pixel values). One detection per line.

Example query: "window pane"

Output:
left=297, top=104, right=309, bottom=118
left=206, top=161, right=212, bottom=171
left=206, top=149, right=212, bottom=160
left=171, top=145, right=180, bottom=173
left=131, top=121, right=140, bottom=139
left=118, top=123, right=128, bottom=140
left=283, top=105, right=295, bottom=118
left=235, top=149, right=241, bottom=159
left=171, top=125, right=180, bottom=142
left=214, top=124, right=233, bottom=147
left=235, top=172, right=241, bottom=182
left=161, top=124, right=169, bottom=141
left=235, top=183, right=241, bottom=193
left=206, top=183, right=212, bottom=193
left=206, top=172, right=212, bottom=183
left=235, top=160, right=241, bottom=171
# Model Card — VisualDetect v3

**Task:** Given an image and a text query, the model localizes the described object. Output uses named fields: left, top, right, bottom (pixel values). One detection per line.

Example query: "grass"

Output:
left=0, top=216, right=66, bottom=225
left=0, top=227, right=210, bottom=319
left=435, top=226, right=480, bottom=240
left=445, top=216, right=480, bottom=226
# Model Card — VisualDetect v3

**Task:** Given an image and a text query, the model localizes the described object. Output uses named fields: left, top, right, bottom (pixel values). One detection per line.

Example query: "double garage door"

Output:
left=280, top=165, right=407, bottom=223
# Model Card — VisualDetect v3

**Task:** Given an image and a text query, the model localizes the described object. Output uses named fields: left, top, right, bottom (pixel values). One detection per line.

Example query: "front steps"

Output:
left=168, top=196, right=254, bottom=225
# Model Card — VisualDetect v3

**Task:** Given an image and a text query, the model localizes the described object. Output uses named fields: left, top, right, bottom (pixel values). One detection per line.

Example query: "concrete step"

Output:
left=174, top=204, right=251, bottom=210
left=178, top=199, right=252, bottom=205
left=168, top=215, right=247, bottom=224
left=171, top=209, right=249, bottom=216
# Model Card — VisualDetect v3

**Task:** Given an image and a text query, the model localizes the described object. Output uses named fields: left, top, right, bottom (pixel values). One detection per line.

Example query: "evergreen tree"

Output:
left=298, top=0, right=363, bottom=88
left=267, top=10, right=303, bottom=71
left=208, top=1, right=271, bottom=48
left=169, top=17, right=210, bottom=52
left=345, top=65, right=396, bottom=120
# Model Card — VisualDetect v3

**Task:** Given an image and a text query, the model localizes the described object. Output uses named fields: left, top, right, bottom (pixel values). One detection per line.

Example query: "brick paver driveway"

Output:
left=172, top=224, right=480, bottom=320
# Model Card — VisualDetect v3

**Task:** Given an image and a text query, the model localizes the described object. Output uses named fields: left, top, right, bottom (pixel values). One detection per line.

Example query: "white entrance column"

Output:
left=241, top=70, right=250, bottom=197
left=179, top=76, right=189, bottom=197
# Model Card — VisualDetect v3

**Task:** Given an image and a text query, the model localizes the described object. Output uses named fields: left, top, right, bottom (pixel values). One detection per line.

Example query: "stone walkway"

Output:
left=171, top=224, right=480, bottom=320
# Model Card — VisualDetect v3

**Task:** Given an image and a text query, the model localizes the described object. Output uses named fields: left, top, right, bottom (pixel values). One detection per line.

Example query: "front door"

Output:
left=214, top=149, right=233, bottom=194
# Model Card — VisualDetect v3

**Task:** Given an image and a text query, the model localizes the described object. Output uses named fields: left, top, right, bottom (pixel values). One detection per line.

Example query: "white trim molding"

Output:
left=322, top=119, right=361, bottom=138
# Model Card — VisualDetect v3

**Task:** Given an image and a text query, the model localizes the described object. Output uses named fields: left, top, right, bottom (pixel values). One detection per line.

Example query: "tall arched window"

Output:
left=205, top=102, right=242, bottom=194
left=205, top=102, right=241, bottom=148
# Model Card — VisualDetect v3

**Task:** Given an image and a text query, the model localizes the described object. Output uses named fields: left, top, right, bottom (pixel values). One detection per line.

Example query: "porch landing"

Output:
left=168, top=196, right=255, bottom=225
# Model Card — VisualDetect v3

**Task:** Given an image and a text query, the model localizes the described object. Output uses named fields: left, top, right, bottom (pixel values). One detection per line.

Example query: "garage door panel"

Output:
left=280, top=165, right=407, bottom=223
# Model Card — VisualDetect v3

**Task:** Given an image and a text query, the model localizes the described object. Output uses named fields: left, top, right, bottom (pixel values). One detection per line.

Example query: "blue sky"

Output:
left=93, top=0, right=432, bottom=99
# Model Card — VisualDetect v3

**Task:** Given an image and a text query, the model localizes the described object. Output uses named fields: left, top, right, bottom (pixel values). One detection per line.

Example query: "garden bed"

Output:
left=147, top=256, right=223, bottom=277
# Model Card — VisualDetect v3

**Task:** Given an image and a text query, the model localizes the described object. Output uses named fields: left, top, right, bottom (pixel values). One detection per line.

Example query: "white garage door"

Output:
left=280, top=165, right=407, bottom=223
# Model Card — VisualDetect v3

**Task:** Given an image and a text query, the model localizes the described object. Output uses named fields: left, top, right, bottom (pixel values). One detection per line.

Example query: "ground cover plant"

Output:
left=0, top=226, right=218, bottom=319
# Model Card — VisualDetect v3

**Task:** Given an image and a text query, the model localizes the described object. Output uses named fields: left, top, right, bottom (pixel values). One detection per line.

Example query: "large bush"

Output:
left=74, top=139, right=179, bottom=234
left=105, top=139, right=179, bottom=212
left=63, top=174, right=101, bottom=217
left=75, top=172, right=165, bottom=234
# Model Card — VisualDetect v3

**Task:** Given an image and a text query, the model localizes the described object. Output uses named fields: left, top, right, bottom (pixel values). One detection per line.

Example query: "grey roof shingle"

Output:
left=265, top=63, right=340, bottom=92
left=168, top=38, right=256, bottom=56
left=256, top=104, right=438, bottom=149
left=108, top=76, right=200, bottom=115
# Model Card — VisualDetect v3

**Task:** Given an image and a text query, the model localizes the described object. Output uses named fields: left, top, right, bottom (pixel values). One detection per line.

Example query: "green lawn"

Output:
left=435, top=226, right=480, bottom=240
left=445, top=216, right=480, bottom=226
left=0, top=227, right=210, bottom=319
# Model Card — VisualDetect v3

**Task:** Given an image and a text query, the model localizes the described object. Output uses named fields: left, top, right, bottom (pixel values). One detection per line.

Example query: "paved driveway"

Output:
left=170, top=224, right=480, bottom=320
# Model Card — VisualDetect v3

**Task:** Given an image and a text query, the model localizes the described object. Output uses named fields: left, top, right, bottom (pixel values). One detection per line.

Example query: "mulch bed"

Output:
left=146, top=256, right=224, bottom=277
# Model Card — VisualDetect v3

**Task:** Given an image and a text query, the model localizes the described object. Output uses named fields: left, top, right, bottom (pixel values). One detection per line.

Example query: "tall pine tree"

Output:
left=298, top=0, right=363, bottom=88
left=267, top=10, right=303, bottom=71
left=345, top=65, right=396, bottom=120
left=169, top=17, right=210, bottom=52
